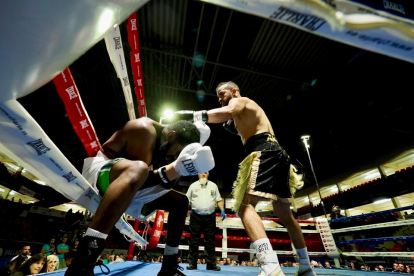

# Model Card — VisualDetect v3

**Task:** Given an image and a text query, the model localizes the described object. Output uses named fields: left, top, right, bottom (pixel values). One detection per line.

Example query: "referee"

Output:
left=186, top=172, right=225, bottom=271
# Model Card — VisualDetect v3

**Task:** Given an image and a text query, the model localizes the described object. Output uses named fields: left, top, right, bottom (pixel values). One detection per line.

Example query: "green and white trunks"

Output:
left=82, top=151, right=171, bottom=220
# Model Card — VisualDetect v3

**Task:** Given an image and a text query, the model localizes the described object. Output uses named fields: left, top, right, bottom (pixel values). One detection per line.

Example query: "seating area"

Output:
left=297, top=165, right=414, bottom=218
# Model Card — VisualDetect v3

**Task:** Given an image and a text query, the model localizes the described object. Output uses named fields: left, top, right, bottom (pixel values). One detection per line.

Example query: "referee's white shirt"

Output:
left=186, top=180, right=222, bottom=215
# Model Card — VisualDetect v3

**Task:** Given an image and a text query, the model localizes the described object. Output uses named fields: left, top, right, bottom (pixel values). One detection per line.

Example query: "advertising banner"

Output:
left=202, top=0, right=414, bottom=63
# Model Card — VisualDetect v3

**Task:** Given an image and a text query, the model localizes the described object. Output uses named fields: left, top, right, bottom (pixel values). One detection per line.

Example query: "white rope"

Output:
left=331, top=219, right=414, bottom=233
left=342, top=252, right=414, bottom=257
left=156, top=244, right=327, bottom=255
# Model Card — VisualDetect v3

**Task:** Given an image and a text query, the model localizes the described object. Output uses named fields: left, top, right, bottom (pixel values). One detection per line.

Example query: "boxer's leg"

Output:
left=150, top=191, right=188, bottom=276
left=238, top=194, right=284, bottom=276
left=91, top=159, right=149, bottom=233
left=151, top=190, right=188, bottom=247
left=66, top=160, right=148, bottom=276
left=272, top=199, right=314, bottom=275
left=238, top=194, right=264, bottom=241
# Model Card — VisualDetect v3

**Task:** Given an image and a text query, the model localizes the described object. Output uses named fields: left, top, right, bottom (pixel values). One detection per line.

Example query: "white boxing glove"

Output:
left=175, top=110, right=208, bottom=123
left=173, top=143, right=215, bottom=176
left=193, top=121, right=210, bottom=145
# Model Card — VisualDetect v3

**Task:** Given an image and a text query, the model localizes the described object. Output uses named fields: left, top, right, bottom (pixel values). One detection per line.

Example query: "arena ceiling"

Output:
left=6, top=0, right=414, bottom=202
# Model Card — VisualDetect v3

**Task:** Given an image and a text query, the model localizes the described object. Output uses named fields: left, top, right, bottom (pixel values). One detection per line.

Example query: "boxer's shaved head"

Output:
left=216, top=81, right=240, bottom=93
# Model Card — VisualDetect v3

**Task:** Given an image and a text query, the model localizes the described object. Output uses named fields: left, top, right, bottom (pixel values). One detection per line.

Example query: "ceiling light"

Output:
left=374, top=198, right=390, bottom=204
left=163, top=110, right=174, bottom=119
left=9, top=191, right=15, bottom=195
left=34, top=180, right=46, bottom=185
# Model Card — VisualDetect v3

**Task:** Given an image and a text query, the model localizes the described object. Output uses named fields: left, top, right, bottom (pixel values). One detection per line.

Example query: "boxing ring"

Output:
left=42, top=261, right=405, bottom=276
left=99, top=204, right=413, bottom=275
left=1, top=1, right=414, bottom=275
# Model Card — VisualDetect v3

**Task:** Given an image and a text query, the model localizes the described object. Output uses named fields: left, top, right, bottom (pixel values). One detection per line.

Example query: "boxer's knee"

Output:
left=123, top=161, right=149, bottom=189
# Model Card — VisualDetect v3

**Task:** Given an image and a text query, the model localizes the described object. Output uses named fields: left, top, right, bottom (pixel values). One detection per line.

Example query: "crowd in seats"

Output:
left=297, top=165, right=414, bottom=218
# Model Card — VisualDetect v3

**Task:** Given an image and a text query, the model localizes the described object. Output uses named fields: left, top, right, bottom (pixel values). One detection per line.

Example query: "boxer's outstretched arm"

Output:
left=207, top=98, right=247, bottom=123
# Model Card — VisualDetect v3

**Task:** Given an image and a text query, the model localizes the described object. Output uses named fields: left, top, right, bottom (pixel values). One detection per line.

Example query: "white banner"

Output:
left=202, top=0, right=414, bottom=63
left=105, top=26, right=136, bottom=120
left=316, top=218, right=340, bottom=259
left=29, top=206, right=66, bottom=218
left=0, top=100, right=147, bottom=245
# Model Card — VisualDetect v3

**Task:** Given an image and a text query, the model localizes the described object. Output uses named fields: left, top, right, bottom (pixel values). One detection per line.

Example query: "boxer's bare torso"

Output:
left=208, top=86, right=275, bottom=144
left=100, top=117, right=163, bottom=164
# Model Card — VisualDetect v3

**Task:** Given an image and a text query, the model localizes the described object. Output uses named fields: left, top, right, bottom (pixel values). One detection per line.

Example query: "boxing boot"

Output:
left=157, top=254, right=186, bottom=276
left=257, top=250, right=285, bottom=276
left=65, top=236, right=108, bottom=276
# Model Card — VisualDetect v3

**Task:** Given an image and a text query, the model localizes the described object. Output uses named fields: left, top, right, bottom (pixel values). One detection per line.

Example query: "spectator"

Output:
left=310, top=260, right=318, bottom=268
left=402, top=241, right=412, bottom=252
left=240, top=261, right=246, bottom=266
left=364, top=264, right=370, bottom=271
left=177, top=257, right=182, bottom=263
left=119, top=253, right=126, bottom=262
left=225, top=258, right=231, bottom=265
left=41, top=238, right=56, bottom=257
left=70, top=240, right=79, bottom=254
left=374, top=266, right=379, bottom=271
left=350, top=260, right=361, bottom=270
left=0, top=257, right=26, bottom=276
left=325, top=261, right=332, bottom=268
left=11, top=254, right=46, bottom=276
left=56, top=237, right=69, bottom=265
left=219, top=260, right=224, bottom=266
left=406, top=266, right=412, bottom=274
left=216, top=257, right=220, bottom=265
left=398, top=263, right=406, bottom=273
left=102, top=254, right=110, bottom=265
left=57, top=251, right=76, bottom=269
left=392, top=263, right=399, bottom=272
left=378, top=265, right=385, bottom=271
left=112, top=255, right=124, bottom=264
left=108, top=255, right=115, bottom=263
left=10, top=246, right=31, bottom=262
left=46, top=255, right=59, bottom=272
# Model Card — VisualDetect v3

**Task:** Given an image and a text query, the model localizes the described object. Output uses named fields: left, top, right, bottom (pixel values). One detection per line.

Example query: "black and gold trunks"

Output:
left=232, top=132, right=292, bottom=213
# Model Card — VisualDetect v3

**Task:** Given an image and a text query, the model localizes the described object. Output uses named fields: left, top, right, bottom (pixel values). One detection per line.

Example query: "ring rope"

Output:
left=331, top=219, right=414, bottom=234
left=329, top=204, right=414, bottom=223
left=336, top=235, right=414, bottom=245
left=341, top=252, right=414, bottom=257
left=155, top=244, right=327, bottom=256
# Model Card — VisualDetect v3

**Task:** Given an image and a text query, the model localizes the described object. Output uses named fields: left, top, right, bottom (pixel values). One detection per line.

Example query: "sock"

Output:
left=296, top=247, right=311, bottom=272
left=85, top=228, right=108, bottom=239
left=164, top=245, right=179, bottom=256
left=254, top=239, right=280, bottom=276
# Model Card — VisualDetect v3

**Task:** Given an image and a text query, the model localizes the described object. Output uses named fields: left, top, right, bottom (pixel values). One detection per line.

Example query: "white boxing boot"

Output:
left=257, top=250, right=285, bottom=276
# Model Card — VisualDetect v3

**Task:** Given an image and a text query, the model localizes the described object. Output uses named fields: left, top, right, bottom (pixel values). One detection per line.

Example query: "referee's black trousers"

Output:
left=188, top=211, right=216, bottom=267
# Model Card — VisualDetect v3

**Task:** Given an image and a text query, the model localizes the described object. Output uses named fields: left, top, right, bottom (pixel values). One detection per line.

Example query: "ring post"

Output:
left=301, top=136, right=327, bottom=218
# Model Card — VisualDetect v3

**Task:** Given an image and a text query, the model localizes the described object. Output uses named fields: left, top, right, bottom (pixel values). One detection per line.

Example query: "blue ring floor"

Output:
left=44, top=261, right=404, bottom=276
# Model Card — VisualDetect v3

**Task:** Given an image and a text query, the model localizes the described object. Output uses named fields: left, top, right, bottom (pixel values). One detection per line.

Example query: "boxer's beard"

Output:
left=157, top=142, right=174, bottom=166
left=199, top=178, right=207, bottom=185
